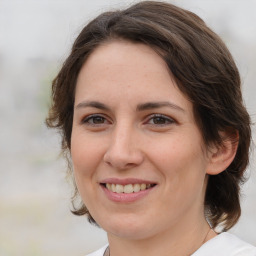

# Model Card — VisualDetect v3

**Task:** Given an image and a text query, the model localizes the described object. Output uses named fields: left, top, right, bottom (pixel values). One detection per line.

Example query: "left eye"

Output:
left=147, top=115, right=175, bottom=125
left=82, top=115, right=108, bottom=125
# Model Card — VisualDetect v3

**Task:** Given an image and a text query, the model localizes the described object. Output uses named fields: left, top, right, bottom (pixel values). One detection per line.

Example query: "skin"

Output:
left=71, top=40, right=236, bottom=256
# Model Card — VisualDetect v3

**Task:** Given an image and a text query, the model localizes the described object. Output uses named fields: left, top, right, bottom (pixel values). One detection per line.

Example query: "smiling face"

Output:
left=71, top=40, right=212, bottom=240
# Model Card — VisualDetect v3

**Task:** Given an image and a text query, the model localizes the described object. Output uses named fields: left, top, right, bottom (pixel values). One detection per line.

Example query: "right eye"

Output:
left=82, top=114, right=110, bottom=126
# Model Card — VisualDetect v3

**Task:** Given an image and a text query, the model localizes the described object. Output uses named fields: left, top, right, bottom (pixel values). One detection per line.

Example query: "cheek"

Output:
left=70, top=132, right=105, bottom=189
left=70, top=133, right=103, bottom=207
left=151, top=134, right=204, bottom=167
left=152, top=134, right=207, bottom=192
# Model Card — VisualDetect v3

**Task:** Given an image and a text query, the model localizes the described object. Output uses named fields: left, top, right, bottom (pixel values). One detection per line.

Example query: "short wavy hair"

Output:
left=46, top=1, right=251, bottom=231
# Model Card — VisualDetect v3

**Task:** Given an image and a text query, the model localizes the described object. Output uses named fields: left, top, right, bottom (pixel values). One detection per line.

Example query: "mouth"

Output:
left=101, top=183, right=156, bottom=194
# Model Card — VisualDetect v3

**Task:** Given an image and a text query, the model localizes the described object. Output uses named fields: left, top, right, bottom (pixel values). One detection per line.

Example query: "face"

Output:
left=71, top=41, right=212, bottom=240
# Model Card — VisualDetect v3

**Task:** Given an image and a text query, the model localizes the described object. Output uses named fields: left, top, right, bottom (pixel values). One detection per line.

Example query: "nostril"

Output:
left=103, top=140, right=144, bottom=169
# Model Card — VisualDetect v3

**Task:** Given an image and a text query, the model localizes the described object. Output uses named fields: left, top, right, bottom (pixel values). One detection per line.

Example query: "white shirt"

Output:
left=192, top=233, right=256, bottom=256
left=86, top=233, right=256, bottom=256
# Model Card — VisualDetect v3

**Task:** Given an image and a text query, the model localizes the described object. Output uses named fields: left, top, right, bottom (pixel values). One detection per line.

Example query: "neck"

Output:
left=107, top=214, right=215, bottom=256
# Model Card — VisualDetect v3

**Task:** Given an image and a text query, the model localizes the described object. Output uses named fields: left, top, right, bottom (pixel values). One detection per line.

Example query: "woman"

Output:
left=46, top=1, right=255, bottom=255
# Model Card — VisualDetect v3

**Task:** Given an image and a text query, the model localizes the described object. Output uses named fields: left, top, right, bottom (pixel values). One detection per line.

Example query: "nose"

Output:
left=103, top=125, right=144, bottom=170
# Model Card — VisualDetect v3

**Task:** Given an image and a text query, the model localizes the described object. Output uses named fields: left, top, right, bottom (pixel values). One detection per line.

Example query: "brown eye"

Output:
left=91, top=116, right=105, bottom=124
left=147, top=114, right=175, bottom=126
left=82, top=115, right=108, bottom=125
left=152, top=117, right=168, bottom=124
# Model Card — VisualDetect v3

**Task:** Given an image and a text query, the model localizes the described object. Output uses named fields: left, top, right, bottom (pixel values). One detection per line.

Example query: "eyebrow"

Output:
left=75, top=100, right=185, bottom=112
left=75, top=101, right=110, bottom=111
left=136, top=101, right=185, bottom=112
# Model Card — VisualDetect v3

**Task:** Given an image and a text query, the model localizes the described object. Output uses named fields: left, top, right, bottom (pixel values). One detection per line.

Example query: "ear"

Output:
left=206, top=131, right=239, bottom=175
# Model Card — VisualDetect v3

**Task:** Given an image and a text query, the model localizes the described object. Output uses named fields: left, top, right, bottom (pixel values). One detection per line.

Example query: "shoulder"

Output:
left=85, top=245, right=109, bottom=256
left=193, top=232, right=256, bottom=256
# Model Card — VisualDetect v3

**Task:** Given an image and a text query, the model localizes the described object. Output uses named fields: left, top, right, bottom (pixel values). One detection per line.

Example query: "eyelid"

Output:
left=80, top=113, right=176, bottom=127
left=81, top=113, right=111, bottom=125
left=145, top=113, right=176, bottom=125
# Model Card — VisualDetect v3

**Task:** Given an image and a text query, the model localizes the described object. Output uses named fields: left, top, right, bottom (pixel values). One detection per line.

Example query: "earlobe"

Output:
left=206, top=132, right=239, bottom=175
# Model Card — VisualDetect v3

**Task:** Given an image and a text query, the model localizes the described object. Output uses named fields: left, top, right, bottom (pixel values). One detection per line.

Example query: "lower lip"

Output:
left=101, top=185, right=155, bottom=203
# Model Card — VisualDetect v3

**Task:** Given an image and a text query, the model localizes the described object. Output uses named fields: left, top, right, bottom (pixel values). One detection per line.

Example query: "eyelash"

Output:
left=81, top=113, right=175, bottom=127
left=81, top=114, right=110, bottom=126
left=145, top=114, right=175, bottom=126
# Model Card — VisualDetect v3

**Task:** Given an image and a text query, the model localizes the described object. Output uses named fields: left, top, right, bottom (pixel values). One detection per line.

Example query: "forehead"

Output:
left=78, top=40, right=171, bottom=83
left=75, top=40, right=192, bottom=115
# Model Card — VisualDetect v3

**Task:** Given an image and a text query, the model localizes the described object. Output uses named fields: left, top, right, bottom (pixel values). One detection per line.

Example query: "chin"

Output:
left=108, top=226, right=152, bottom=240
left=98, top=213, right=153, bottom=240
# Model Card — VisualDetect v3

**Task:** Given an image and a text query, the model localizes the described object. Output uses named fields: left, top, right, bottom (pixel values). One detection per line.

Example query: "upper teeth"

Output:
left=106, top=183, right=153, bottom=194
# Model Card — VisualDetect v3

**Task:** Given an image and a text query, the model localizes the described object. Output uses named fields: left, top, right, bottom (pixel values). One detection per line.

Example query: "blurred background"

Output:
left=0, top=0, right=255, bottom=255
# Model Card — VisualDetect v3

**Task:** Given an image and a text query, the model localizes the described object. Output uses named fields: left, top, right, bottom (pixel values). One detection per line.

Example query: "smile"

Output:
left=104, top=183, right=155, bottom=194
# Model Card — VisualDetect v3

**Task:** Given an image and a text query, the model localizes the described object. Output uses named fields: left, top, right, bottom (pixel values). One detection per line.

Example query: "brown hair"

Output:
left=46, top=1, right=251, bottom=231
